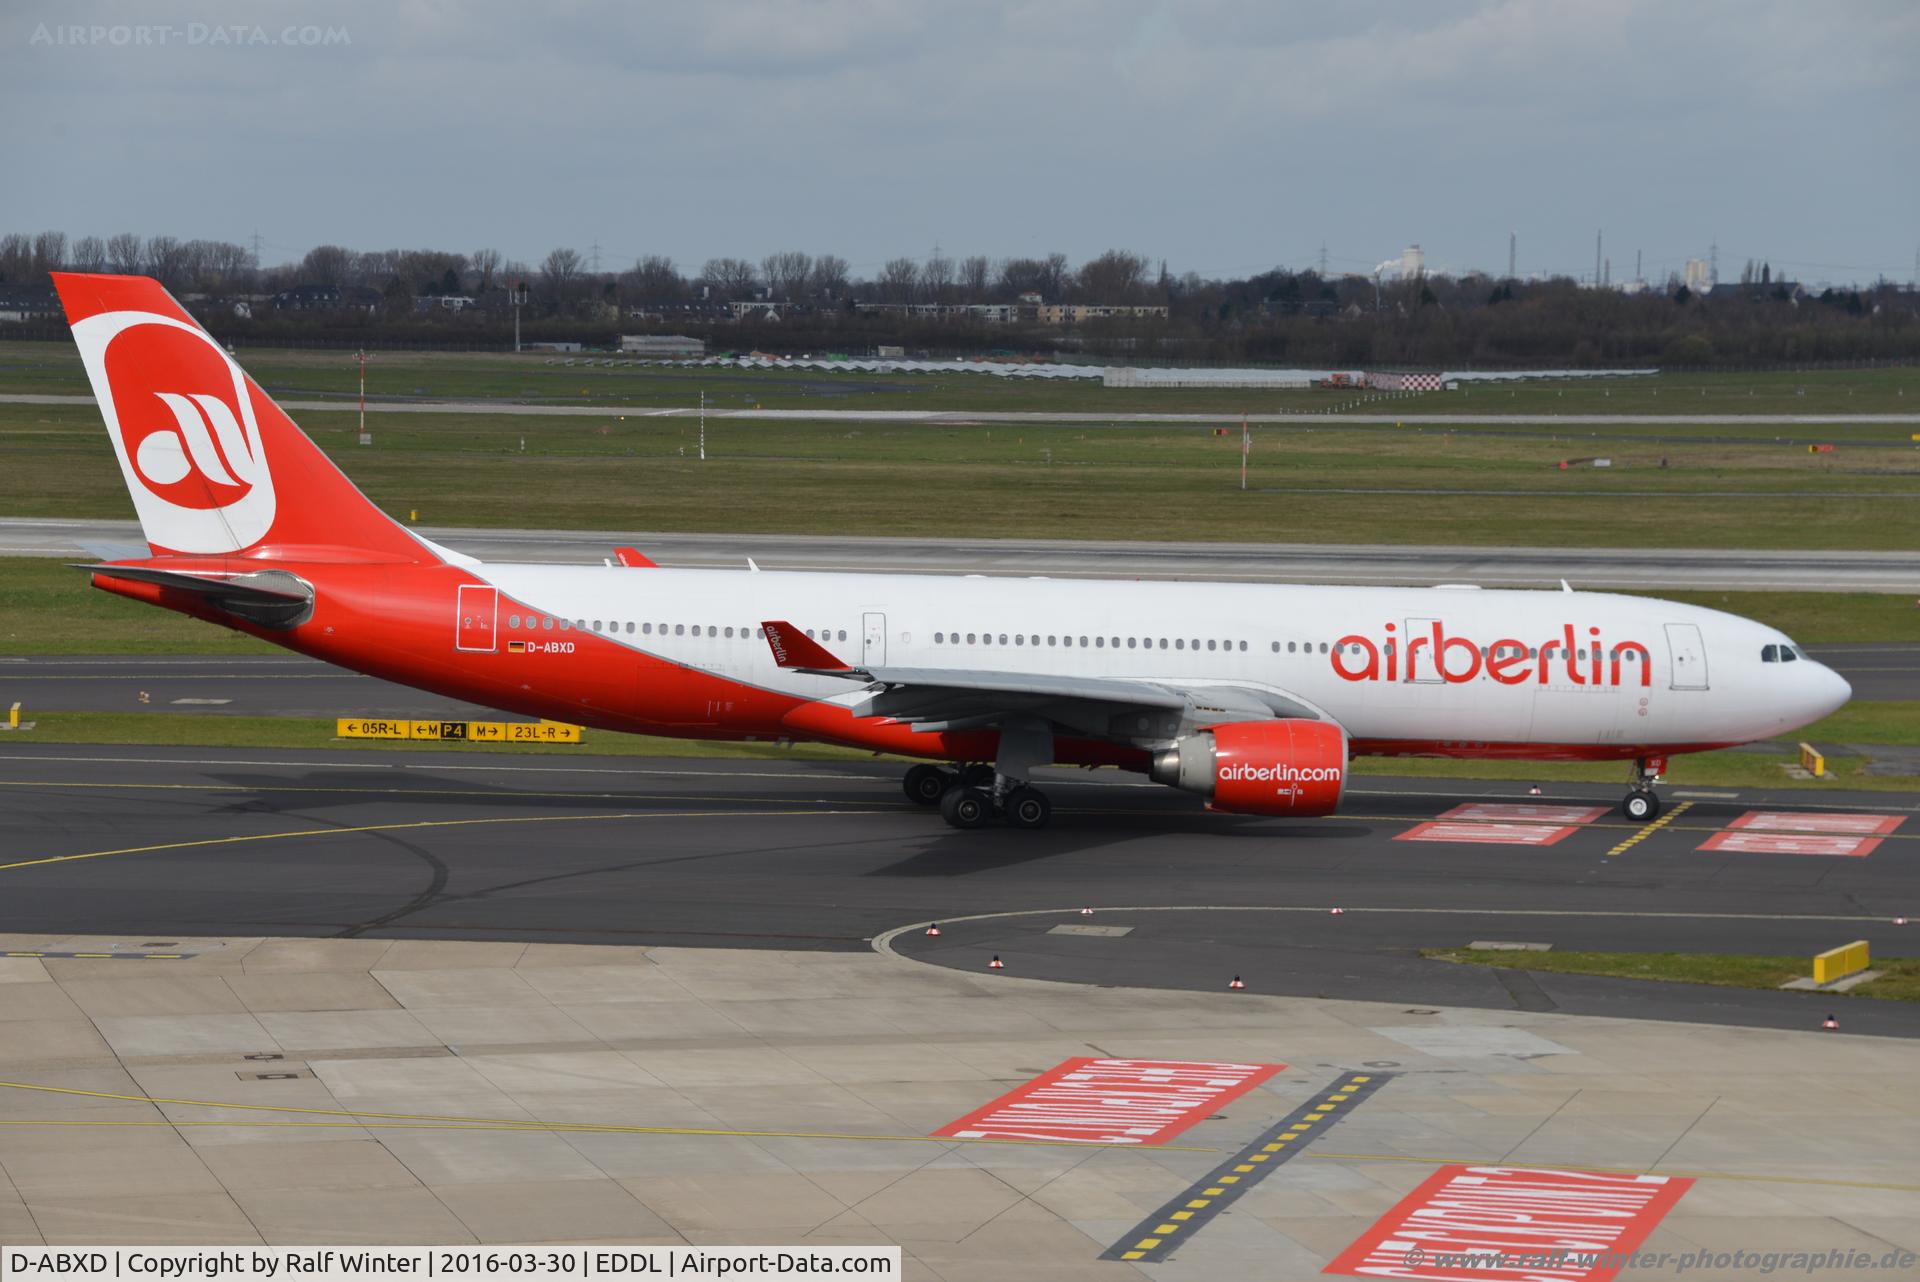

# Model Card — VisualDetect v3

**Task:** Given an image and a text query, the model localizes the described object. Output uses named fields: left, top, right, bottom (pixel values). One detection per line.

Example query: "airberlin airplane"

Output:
left=53, top=273, right=1850, bottom=829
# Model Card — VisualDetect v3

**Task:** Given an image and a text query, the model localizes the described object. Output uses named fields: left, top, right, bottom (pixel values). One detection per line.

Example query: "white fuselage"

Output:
left=474, top=565, right=1851, bottom=755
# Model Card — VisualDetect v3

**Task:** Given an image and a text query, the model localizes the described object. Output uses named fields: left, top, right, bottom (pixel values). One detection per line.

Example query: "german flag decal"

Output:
left=508, top=640, right=526, bottom=653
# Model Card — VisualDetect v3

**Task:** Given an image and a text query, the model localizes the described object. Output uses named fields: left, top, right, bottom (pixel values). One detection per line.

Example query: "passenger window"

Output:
left=1159, top=638, right=1168, bottom=649
left=507, top=615, right=519, bottom=629
left=998, top=634, right=1008, bottom=645
left=542, top=617, right=553, bottom=630
left=674, top=624, right=685, bottom=636
left=1207, top=639, right=1217, bottom=651
left=1096, top=637, right=1105, bottom=648
left=1238, top=641, right=1247, bottom=652
left=1126, top=637, right=1136, bottom=649
left=1048, top=635, right=1057, bottom=646
left=1016, top=634, right=1025, bottom=646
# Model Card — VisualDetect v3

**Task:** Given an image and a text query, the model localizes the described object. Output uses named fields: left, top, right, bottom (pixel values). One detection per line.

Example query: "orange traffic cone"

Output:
left=989, top=955, right=1004, bottom=970
left=1229, top=975, right=1245, bottom=990
left=1822, top=1014, right=1838, bottom=1031
left=925, top=923, right=941, bottom=936
left=1330, top=907, right=1346, bottom=916
left=1527, top=785, right=1542, bottom=796
left=1080, top=906, right=1094, bottom=916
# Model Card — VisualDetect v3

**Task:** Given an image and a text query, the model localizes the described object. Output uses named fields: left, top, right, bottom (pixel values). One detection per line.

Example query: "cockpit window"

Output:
left=1780, top=645, right=1798, bottom=662
left=1761, top=643, right=1802, bottom=664
left=1761, top=644, right=1779, bottom=662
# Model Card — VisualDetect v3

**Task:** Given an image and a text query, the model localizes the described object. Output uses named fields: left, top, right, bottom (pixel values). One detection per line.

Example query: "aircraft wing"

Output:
left=759, top=619, right=1325, bottom=742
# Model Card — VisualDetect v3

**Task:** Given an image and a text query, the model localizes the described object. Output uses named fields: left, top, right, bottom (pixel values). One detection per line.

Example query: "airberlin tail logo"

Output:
left=1331, top=621, right=1652, bottom=687
left=71, top=310, right=276, bottom=553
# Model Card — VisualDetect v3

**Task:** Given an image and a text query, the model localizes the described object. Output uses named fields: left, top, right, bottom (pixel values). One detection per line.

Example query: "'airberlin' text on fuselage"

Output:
left=1331, top=622, right=1653, bottom=687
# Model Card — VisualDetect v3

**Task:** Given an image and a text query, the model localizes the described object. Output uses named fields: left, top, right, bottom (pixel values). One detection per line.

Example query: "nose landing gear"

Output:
left=1622, top=755, right=1667, bottom=821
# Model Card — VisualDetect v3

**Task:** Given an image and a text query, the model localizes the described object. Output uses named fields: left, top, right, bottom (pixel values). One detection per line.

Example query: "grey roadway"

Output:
left=1, top=643, right=1910, bottom=717
left=7, top=516, right=1920, bottom=592
left=0, top=744, right=1915, bottom=1037
left=7, top=391, right=1920, bottom=425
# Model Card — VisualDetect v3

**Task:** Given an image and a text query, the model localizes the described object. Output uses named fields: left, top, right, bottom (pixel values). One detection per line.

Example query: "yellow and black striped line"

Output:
left=1100, top=1071, right=1396, bottom=1264
left=3, top=950, right=192, bottom=960
left=1607, top=800, right=1692, bottom=857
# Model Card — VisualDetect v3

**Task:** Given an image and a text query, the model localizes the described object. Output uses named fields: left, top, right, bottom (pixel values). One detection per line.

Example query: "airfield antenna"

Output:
left=249, top=230, right=263, bottom=266
left=1319, top=241, right=1329, bottom=276
left=1594, top=230, right=1602, bottom=287
left=1604, top=257, right=1611, bottom=287
left=589, top=241, right=602, bottom=273
left=698, top=389, right=706, bottom=462
left=1709, top=241, right=1719, bottom=288
left=1636, top=249, right=1642, bottom=284
left=1507, top=231, right=1516, bottom=280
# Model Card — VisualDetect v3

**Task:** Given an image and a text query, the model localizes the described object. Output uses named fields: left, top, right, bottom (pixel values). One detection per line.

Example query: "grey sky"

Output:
left=6, top=0, right=1916, bottom=286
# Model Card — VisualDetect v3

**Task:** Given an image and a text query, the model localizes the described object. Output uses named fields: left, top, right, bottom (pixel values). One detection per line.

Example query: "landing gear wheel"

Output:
left=961, top=763, right=996, bottom=789
left=1003, top=786, right=1052, bottom=830
left=902, top=764, right=952, bottom=807
left=1622, top=789, right=1660, bottom=822
left=940, top=786, right=993, bottom=830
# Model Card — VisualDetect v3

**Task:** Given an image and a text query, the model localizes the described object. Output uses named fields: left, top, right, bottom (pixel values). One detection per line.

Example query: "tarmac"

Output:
left=0, top=745, right=1918, bottom=1274
left=8, top=517, right=1920, bottom=592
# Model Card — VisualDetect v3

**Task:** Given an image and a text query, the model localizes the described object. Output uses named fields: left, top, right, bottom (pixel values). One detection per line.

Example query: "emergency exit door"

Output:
left=863, top=612, right=887, bottom=666
left=457, top=584, right=498, bottom=652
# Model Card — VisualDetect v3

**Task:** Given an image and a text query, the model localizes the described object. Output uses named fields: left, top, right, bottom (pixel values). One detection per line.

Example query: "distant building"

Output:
left=853, top=302, right=1024, bottom=324
left=620, top=334, right=705, bottom=357
left=1683, top=259, right=1710, bottom=292
left=411, top=295, right=473, bottom=314
left=1401, top=245, right=1426, bottom=278
left=273, top=284, right=379, bottom=313
left=0, top=293, right=59, bottom=323
left=1034, top=303, right=1169, bottom=325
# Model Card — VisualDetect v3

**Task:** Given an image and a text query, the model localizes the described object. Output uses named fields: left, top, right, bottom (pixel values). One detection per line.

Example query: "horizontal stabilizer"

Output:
left=761, top=619, right=855, bottom=672
left=78, top=563, right=314, bottom=629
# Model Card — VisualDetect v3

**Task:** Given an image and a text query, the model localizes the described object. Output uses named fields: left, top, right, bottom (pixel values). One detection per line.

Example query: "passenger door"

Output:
left=1665, top=622, right=1709, bottom=690
left=455, top=584, right=497, bottom=653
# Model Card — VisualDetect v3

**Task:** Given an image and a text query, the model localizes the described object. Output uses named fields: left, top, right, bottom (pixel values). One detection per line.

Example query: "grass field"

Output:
left=4, top=399, right=1916, bottom=549
left=2, top=339, right=1917, bottom=416
left=1425, top=948, right=1920, bottom=1002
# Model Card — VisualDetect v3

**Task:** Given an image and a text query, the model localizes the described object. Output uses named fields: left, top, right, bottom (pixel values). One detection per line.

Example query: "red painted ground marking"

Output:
left=1324, top=1163, right=1693, bottom=1281
left=1398, top=821, right=1579, bottom=847
left=1699, top=830, right=1882, bottom=858
left=1439, top=803, right=1610, bottom=825
left=932, top=1057, right=1284, bottom=1146
left=1726, top=810, right=1905, bottom=836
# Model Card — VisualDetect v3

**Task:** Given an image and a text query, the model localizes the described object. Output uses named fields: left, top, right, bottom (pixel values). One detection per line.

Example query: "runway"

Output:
left=8, top=391, right=1920, bottom=426
left=2, top=743, right=1915, bottom=1036
left=9, top=516, right=1920, bottom=591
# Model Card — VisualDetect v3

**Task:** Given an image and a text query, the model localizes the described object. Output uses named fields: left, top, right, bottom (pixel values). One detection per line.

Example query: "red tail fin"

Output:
left=53, top=273, right=433, bottom=564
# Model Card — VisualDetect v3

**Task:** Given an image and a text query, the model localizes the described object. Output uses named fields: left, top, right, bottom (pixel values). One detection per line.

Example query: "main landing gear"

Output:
left=1622, top=755, right=1667, bottom=822
left=902, top=720, right=1056, bottom=831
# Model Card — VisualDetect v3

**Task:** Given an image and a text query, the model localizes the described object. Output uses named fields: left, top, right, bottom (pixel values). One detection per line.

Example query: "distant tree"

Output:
left=299, top=244, right=353, bottom=287
left=879, top=257, right=920, bottom=303
left=382, top=273, right=415, bottom=317
left=809, top=254, right=850, bottom=299
left=106, top=233, right=143, bottom=275
left=623, top=255, right=686, bottom=304
left=921, top=252, right=954, bottom=303
left=541, top=247, right=585, bottom=309
left=143, top=236, right=188, bottom=288
left=1077, top=249, right=1149, bottom=301
left=699, top=257, right=759, bottom=299
left=761, top=251, right=812, bottom=301
left=470, top=248, right=502, bottom=293
left=0, top=234, right=29, bottom=285
left=959, top=255, right=991, bottom=301
left=1673, top=284, right=1691, bottom=304
left=1761, top=261, right=1771, bottom=285
left=70, top=235, right=107, bottom=273
left=31, top=231, right=66, bottom=278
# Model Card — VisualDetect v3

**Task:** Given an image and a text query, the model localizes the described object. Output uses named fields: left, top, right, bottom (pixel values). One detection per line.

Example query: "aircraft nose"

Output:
left=1813, top=664, right=1851, bottom=719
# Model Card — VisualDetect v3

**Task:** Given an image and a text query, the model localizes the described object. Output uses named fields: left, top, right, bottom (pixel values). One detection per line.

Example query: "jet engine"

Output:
left=1148, top=719, right=1347, bottom=816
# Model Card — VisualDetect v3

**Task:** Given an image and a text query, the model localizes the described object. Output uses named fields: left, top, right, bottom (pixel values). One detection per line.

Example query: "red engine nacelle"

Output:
left=1147, top=719, right=1347, bottom=817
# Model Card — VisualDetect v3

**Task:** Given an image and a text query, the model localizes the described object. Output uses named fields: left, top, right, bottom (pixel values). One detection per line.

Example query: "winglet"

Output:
left=762, top=620, right=853, bottom=671
left=614, top=546, right=656, bottom=567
